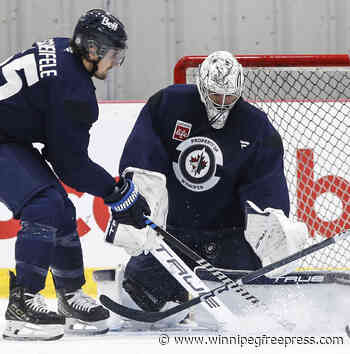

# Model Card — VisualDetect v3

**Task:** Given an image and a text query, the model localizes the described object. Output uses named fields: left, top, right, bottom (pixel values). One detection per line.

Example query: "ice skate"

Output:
left=56, top=288, right=110, bottom=335
left=2, top=271, right=65, bottom=341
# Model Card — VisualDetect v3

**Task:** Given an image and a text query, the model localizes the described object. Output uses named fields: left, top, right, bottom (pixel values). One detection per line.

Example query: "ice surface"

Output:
left=1, top=281, right=350, bottom=354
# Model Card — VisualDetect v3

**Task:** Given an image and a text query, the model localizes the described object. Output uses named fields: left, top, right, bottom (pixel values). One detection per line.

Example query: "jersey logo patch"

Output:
left=240, top=140, right=250, bottom=149
left=172, top=137, right=223, bottom=192
left=172, top=120, right=192, bottom=141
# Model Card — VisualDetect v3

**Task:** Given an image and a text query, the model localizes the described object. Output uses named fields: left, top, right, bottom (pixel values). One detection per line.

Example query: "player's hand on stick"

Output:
left=104, top=177, right=151, bottom=229
left=104, top=169, right=167, bottom=256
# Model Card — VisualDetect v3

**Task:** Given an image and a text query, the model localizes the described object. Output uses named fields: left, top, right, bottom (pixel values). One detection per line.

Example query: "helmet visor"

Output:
left=101, top=47, right=127, bottom=67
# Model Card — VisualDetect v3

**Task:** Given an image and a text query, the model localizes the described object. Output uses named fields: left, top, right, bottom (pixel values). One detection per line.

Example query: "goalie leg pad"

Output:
left=122, top=277, right=166, bottom=312
left=125, top=253, right=188, bottom=304
left=94, top=263, right=190, bottom=330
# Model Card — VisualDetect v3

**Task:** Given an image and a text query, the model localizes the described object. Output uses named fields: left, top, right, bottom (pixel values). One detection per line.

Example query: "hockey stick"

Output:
left=103, top=215, right=237, bottom=327
left=101, top=220, right=350, bottom=325
left=149, top=239, right=237, bottom=326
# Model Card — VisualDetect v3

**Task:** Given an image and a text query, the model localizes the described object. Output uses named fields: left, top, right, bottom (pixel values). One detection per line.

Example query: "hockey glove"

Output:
left=104, top=168, right=167, bottom=256
left=244, top=200, right=308, bottom=278
left=104, top=178, right=151, bottom=229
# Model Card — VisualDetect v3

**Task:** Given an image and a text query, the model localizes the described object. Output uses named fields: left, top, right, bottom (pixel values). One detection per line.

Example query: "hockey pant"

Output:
left=0, top=143, right=85, bottom=293
left=124, top=226, right=262, bottom=303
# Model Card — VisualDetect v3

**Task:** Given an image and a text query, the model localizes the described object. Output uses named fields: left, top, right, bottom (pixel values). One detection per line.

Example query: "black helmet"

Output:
left=72, top=9, right=127, bottom=64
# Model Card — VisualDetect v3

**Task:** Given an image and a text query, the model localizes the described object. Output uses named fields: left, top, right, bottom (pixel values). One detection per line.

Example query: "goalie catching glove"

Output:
left=104, top=177, right=151, bottom=229
left=244, top=201, right=308, bottom=278
left=105, top=168, right=168, bottom=256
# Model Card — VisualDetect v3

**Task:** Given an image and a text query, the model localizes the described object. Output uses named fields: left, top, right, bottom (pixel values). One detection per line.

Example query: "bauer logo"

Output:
left=172, top=120, right=192, bottom=141
left=101, top=16, right=119, bottom=31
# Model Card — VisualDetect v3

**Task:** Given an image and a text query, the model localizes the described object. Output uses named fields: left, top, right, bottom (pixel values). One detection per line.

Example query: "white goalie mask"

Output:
left=197, top=51, right=244, bottom=129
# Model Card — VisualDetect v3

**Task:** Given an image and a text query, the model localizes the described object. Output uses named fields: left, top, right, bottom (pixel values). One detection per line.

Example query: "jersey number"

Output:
left=0, top=54, right=39, bottom=100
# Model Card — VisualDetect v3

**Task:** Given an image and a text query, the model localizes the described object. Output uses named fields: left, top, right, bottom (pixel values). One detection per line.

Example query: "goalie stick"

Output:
left=149, top=239, right=237, bottom=326
left=100, top=219, right=350, bottom=325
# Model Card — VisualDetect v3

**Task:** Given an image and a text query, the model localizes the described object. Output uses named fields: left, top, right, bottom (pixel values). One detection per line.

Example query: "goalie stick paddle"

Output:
left=100, top=219, right=350, bottom=324
left=149, top=238, right=238, bottom=326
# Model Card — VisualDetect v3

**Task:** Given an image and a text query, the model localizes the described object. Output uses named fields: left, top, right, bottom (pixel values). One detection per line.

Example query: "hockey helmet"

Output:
left=197, top=51, right=244, bottom=129
left=72, top=9, right=127, bottom=66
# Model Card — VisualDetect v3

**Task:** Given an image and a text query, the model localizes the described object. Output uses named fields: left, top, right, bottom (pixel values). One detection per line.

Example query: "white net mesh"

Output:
left=177, top=62, right=350, bottom=272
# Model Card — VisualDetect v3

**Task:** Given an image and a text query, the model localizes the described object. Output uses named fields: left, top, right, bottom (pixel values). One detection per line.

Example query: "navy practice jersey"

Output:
left=0, top=38, right=116, bottom=197
left=120, top=84, right=290, bottom=230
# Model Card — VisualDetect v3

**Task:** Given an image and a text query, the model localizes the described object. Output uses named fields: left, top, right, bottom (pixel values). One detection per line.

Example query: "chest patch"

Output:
left=172, top=137, right=223, bottom=192
left=172, top=120, right=192, bottom=141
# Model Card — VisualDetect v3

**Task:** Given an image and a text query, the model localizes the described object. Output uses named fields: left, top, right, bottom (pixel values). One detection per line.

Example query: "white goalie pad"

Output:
left=244, top=201, right=308, bottom=278
left=109, top=167, right=168, bottom=256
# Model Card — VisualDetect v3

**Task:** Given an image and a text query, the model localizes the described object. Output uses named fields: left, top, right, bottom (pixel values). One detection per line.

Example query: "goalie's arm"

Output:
left=237, top=121, right=307, bottom=277
left=238, top=125, right=290, bottom=216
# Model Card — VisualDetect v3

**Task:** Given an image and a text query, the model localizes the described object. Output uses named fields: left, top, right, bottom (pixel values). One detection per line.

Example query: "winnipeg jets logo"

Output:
left=189, top=148, right=208, bottom=177
left=240, top=140, right=250, bottom=149
left=173, top=137, right=223, bottom=192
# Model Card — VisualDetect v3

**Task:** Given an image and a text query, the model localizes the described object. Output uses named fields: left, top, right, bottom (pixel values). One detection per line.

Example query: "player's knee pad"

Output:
left=51, top=228, right=84, bottom=291
left=93, top=266, right=190, bottom=330
left=50, top=197, right=83, bottom=291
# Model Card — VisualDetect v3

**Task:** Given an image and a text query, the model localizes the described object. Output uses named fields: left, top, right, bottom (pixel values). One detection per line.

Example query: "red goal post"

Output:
left=173, top=54, right=350, bottom=272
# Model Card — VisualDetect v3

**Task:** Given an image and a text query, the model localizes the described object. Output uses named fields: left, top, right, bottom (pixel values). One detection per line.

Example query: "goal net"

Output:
left=174, top=54, right=350, bottom=274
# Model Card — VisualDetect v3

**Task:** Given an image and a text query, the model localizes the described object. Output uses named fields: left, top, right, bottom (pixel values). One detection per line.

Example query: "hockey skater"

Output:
left=0, top=9, right=150, bottom=340
left=96, top=51, right=308, bottom=329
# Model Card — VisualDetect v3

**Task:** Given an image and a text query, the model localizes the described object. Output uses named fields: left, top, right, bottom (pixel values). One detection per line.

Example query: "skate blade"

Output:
left=2, top=320, right=64, bottom=341
left=65, top=318, right=109, bottom=336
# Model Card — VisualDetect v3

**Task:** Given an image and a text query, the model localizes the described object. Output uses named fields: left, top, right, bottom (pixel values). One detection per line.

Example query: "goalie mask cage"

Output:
left=174, top=54, right=350, bottom=273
